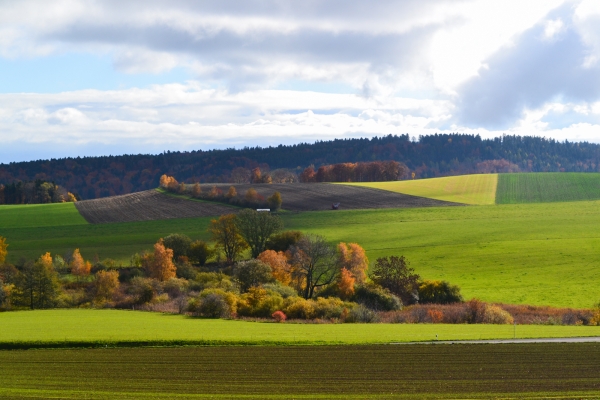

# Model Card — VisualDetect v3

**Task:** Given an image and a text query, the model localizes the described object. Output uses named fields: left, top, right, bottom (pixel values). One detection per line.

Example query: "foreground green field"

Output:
left=1, top=310, right=599, bottom=347
left=496, top=172, right=600, bottom=204
left=3, top=199, right=600, bottom=307
left=1, top=343, right=599, bottom=399
left=341, top=174, right=498, bottom=205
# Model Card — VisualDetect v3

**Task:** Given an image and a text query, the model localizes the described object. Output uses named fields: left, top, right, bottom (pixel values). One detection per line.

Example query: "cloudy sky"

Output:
left=1, top=0, right=599, bottom=163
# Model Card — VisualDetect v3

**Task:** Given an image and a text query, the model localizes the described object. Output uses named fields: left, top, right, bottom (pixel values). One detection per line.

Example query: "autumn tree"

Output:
left=265, top=231, right=303, bottom=252
left=244, top=188, right=258, bottom=203
left=267, top=191, right=282, bottom=211
left=289, top=234, right=338, bottom=299
left=371, top=256, right=420, bottom=305
left=337, top=268, right=356, bottom=299
left=16, top=253, right=60, bottom=309
left=226, top=186, right=237, bottom=199
left=93, top=270, right=120, bottom=303
left=258, top=250, right=291, bottom=285
left=209, top=214, right=248, bottom=264
left=70, top=249, right=91, bottom=279
left=146, top=239, right=177, bottom=281
left=159, top=174, right=179, bottom=191
left=236, top=209, right=284, bottom=258
left=192, top=183, right=202, bottom=198
left=337, top=242, right=369, bottom=284
left=0, top=236, right=7, bottom=264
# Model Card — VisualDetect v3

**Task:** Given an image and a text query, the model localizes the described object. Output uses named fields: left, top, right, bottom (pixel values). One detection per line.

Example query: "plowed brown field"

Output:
left=75, top=190, right=235, bottom=224
left=75, top=184, right=463, bottom=224
left=213, top=182, right=463, bottom=211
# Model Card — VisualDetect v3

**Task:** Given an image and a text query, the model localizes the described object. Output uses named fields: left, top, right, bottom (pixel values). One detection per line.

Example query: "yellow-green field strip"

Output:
left=340, top=174, right=498, bottom=205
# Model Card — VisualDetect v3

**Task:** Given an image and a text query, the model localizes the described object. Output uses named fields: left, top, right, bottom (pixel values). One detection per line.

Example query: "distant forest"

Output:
left=1, top=134, right=599, bottom=200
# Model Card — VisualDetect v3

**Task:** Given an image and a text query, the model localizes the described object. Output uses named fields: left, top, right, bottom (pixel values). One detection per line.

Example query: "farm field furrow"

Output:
left=340, top=174, right=498, bottom=205
left=209, top=182, right=463, bottom=211
left=75, top=190, right=236, bottom=223
left=1, top=343, right=599, bottom=399
left=2, top=310, right=600, bottom=346
left=496, top=172, right=600, bottom=204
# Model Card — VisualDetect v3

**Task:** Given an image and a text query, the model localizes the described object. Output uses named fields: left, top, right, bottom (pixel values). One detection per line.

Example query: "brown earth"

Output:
left=211, top=182, right=463, bottom=211
left=75, top=190, right=236, bottom=224
left=75, top=184, right=463, bottom=224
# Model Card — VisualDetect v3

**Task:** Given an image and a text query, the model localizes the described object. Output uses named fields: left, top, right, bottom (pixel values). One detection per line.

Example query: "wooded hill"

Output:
left=1, top=134, right=599, bottom=199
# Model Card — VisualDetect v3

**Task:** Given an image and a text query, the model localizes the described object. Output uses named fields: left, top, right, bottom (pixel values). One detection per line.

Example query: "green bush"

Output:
left=188, top=240, right=212, bottom=266
left=162, top=234, right=192, bottom=260
left=234, top=260, right=273, bottom=292
left=313, top=297, right=354, bottom=319
left=190, top=288, right=238, bottom=318
left=482, top=304, right=514, bottom=324
left=190, top=272, right=235, bottom=292
left=128, top=277, right=160, bottom=305
left=237, top=287, right=283, bottom=318
left=352, top=283, right=402, bottom=311
left=263, top=282, right=297, bottom=298
left=418, top=280, right=463, bottom=304
left=265, top=231, right=303, bottom=252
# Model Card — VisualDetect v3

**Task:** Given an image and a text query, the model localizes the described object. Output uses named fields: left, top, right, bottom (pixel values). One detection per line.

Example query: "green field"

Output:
left=341, top=174, right=498, bottom=205
left=1, top=343, right=599, bottom=399
left=1, top=310, right=599, bottom=347
left=3, top=199, right=600, bottom=307
left=496, top=172, right=600, bottom=204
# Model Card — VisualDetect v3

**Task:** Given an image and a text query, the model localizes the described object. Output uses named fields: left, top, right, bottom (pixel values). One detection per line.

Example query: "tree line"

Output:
left=0, top=180, right=78, bottom=205
left=1, top=134, right=600, bottom=199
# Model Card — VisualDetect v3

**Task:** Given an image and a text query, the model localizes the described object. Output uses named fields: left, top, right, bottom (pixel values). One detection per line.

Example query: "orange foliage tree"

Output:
left=337, top=242, right=369, bottom=284
left=337, top=268, right=356, bottom=299
left=93, top=270, right=120, bottom=302
left=159, top=174, right=179, bottom=191
left=0, top=236, right=7, bottom=264
left=70, top=249, right=91, bottom=279
left=192, top=183, right=202, bottom=198
left=146, top=239, right=177, bottom=281
left=258, top=250, right=291, bottom=285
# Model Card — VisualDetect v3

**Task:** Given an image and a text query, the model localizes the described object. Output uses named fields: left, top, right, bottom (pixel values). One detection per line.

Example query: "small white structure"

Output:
left=256, top=209, right=271, bottom=212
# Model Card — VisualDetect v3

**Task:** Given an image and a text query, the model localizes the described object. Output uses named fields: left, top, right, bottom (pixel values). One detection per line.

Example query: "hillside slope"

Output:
left=341, top=174, right=497, bottom=205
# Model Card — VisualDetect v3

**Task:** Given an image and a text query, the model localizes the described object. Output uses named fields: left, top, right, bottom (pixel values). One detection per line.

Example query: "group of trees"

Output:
left=299, top=161, right=409, bottom=183
left=0, top=211, right=466, bottom=321
left=160, top=175, right=282, bottom=210
left=2, top=134, right=600, bottom=199
left=0, top=180, right=78, bottom=204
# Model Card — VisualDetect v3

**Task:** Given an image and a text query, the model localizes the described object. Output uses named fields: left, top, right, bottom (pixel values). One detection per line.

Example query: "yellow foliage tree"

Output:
left=0, top=236, right=7, bottom=264
left=94, top=270, right=120, bottom=302
left=257, top=250, right=291, bottom=285
left=226, top=186, right=237, bottom=199
left=192, top=183, right=202, bottom=198
left=337, top=242, right=369, bottom=284
left=70, top=249, right=91, bottom=278
left=147, top=239, right=177, bottom=281
left=209, top=214, right=248, bottom=264
left=159, top=174, right=179, bottom=191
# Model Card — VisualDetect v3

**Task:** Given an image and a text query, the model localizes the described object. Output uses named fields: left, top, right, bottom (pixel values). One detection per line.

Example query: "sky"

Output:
left=1, top=0, right=600, bottom=163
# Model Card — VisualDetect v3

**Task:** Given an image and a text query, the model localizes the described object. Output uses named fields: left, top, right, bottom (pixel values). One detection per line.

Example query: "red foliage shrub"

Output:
left=272, top=310, right=287, bottom=322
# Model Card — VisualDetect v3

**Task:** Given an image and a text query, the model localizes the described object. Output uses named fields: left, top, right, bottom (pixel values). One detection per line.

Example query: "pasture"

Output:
left=496, top=172, right=600, bottom=204
left=1, top=343, right=599, bottom=399
left=2, top=199, right=600, bottom=307
left=342, top=174, right=497, bottom=205
left=1, top=310, right=600, bottom=347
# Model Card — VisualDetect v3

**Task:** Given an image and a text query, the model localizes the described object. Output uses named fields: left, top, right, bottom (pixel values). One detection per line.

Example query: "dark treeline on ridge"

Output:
left=1, top=134, right=600, bottom=199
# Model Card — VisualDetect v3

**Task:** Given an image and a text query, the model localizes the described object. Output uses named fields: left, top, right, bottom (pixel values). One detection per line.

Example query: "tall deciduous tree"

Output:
left=337, top=242, right=369, bottom=284
left=371, top=256, right=420, bottom=305
left=70, top=249, right=91, bottom=279
left=236, top=209, right=284, bottom=258
left=0, top=236, right=7, bottom=264
left=209, top=214, right=248, bottom=264
left=147, top=239, right=177, bottom=281
left=267, top=191, right=282, bottom=211
left=337, top=268, right=355, bottom=299
left=289, top=234, right=338, bottom=299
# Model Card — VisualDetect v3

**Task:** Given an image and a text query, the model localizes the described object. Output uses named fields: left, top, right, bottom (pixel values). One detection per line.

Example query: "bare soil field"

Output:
left=213, top=182, right=463, bottom=211
left=75, top=190, right=235, bottom=224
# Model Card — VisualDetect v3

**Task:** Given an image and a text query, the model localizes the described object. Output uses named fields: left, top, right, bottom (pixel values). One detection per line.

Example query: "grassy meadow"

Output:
left=341, top=174, right=498, bottom=205
left=2, top=198, right=600, bottom=307
left=1, top=343, right=599, bottom=399
left=496, top=172, right=600, bottom=204
left=2, top=309, right=600, bottom=346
